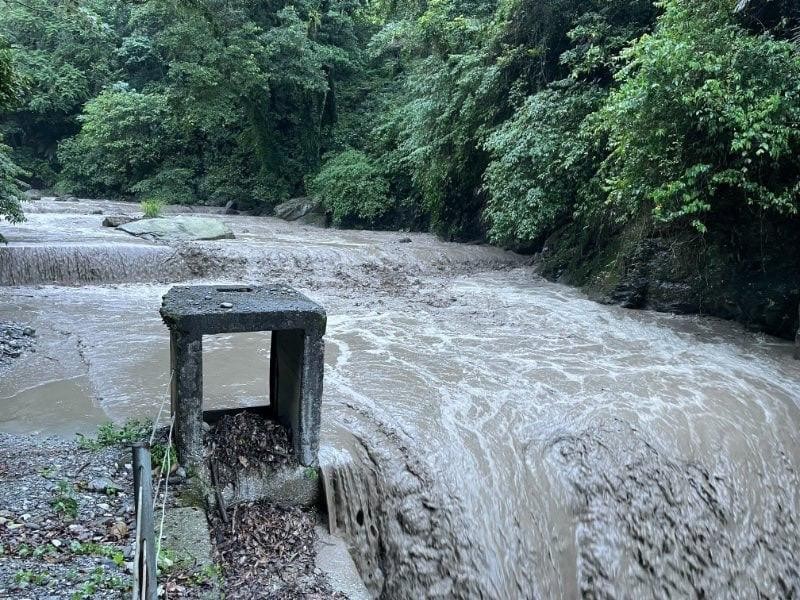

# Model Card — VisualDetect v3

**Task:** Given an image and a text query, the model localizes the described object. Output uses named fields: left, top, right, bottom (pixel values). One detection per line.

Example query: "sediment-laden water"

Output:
left=2, top=199, right=799, bottom=598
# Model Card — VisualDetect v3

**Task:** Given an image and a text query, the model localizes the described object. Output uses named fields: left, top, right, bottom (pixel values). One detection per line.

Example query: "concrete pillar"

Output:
left=170, top=330, right=203, bottom=468
left=270, top=329, right=324, bottom=466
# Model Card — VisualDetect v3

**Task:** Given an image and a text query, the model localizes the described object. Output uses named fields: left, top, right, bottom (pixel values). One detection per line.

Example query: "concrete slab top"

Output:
left=161, top=284, right=326, bottom=335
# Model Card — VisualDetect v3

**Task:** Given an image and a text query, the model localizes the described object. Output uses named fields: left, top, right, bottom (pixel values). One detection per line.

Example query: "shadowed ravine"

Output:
left=2, top=200, right=799, bottom=598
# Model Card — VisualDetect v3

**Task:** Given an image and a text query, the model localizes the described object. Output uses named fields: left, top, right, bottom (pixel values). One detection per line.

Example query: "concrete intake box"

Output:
left=160, top=285, right=326, bottom=468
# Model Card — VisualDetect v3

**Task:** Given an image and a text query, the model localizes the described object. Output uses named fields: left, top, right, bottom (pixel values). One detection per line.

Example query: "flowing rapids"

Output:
left=2, top=199, right=799, bottom=598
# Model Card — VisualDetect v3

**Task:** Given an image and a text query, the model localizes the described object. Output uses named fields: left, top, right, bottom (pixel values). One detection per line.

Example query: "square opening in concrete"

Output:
left=202, top=332, right=271, bottom=411
left=161, top=284, right=326, bottom=467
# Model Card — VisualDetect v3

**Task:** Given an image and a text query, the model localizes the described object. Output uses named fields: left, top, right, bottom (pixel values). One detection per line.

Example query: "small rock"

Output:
left=97, top=503, right=111, bottom=511
left=91, top=209, right=103, bottom=215
left=51, top=539, right=62, bottom=548
left=175, top=467, right=187, bottom=479
left=86, top=477, right=119, bottom=493
left=220, top=302, right=233, bottom=309
left=7, top=523, right=23, bottom=530
left=22, top=327, right=35, bottom=337
left=398, top=237, right=412, bottom=243
left=20, top=513, right=30, bottom=521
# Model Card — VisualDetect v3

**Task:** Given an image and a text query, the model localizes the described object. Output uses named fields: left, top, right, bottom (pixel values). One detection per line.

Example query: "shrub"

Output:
left=131, top=167, right=195, bottom=205
left=58, top=89, right=177, bottom=197
left=483, top=82, right=606, bottom=248
left=594, top=0, right=800, bottom=232
left=140, top=198, right=164, bottom=218
left=310, top=150, right=393, bottom=227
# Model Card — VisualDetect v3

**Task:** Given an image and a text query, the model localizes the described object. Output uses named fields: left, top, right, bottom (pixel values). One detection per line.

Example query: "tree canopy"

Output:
left=1, top=0, right=798, bottom=247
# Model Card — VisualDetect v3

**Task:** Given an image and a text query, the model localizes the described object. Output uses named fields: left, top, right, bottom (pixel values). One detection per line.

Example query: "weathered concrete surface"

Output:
left=160, top=506, right=221, bottom=599
left=218, top=464, right=321, bottom=508
left=119, top=216, right=234, bottom=242
left=161, top=285, right=326, bottom=468
left=315, top=525, right=371, bottom=600
left=169, top=330, right=204, bottom=468
left=161, top=285, right=326, bottom=336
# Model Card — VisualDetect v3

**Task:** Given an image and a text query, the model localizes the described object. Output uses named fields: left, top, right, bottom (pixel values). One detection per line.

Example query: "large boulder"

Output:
left=274, top=197, right=327, bottom=227
left=102, top=215, right=137, bottom=228
left=118, top=216, right=234, bottom=242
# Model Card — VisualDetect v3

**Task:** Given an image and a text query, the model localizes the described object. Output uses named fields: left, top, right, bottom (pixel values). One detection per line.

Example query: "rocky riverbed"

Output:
left=0, top=426, right=349, bottom=600
left=0, top=322, right=36, bottom=368
left=0, top=432, right=142, bottom=599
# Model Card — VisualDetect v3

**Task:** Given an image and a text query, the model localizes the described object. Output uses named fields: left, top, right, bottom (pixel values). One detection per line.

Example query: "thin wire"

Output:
left=155, top=414, right=175, bottom=566
left=150, top=369, right=175, bottom=447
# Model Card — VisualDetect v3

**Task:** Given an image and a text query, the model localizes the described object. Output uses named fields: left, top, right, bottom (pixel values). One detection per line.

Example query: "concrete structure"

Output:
left=161, top=285, right=326, bottom=467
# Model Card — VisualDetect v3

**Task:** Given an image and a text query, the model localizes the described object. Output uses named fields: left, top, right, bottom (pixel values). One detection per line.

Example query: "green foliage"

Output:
left=69, top=541, right=125, bottom=566
left=131, top=168, right=195, bottom=205
left=141, top=197, right=164, bottom=218
left=311, top=150, right=392, bottom=227
left=151, top=441, right=177, bottom=472
left=51, top=480, right=78, bottom=519
left=484, top=82, right=606, bottom=248
left=70, top=566, right=128, bottom=600
left=3, top=0, right=800, bottom=283
left=0, top=0, right=121, bottom=183
left=0, top=38, right=25, bottom=237
left=77, top=419, right=151, bottom=449
left=595, top=0, right=800, bottom=231
left=59, top=89, right=176, bottom=197
left=14, top=570, right=49, bottom=586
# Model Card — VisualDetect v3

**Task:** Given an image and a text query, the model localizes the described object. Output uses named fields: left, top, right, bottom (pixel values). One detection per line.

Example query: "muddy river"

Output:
left=1, top=199, right=799, bottom=598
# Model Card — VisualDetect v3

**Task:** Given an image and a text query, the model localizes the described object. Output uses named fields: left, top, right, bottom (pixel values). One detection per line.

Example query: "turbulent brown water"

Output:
left=2, top=199, right=799, bottom=598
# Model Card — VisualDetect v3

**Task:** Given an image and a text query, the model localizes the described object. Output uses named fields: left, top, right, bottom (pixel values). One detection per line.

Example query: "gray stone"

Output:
left=161, top=285, right=326, bottom=468
left=274, top=197, right=327, bottom=227
left=102, top=215, right=137, bottom=228
left=398, top=237, right=412, bottom=244
left=118, top=216, right=234, bottom=242
left=86, top=477, right=119, bottom=493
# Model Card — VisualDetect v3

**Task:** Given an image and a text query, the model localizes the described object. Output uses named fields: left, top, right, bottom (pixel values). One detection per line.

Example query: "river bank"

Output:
left=2, top=198, right=800, bottom=597
left=0, top=426, right=359, bottom=599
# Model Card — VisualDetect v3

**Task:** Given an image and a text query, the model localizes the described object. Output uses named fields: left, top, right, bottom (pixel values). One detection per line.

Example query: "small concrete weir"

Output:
left=160, top=284, right=327, bottom=469
left=159, top=284, right=368, bottom=598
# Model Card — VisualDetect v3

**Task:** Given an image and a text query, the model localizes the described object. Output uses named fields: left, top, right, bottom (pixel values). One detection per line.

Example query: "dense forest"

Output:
left=1, top=0, right=799, bottom=336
